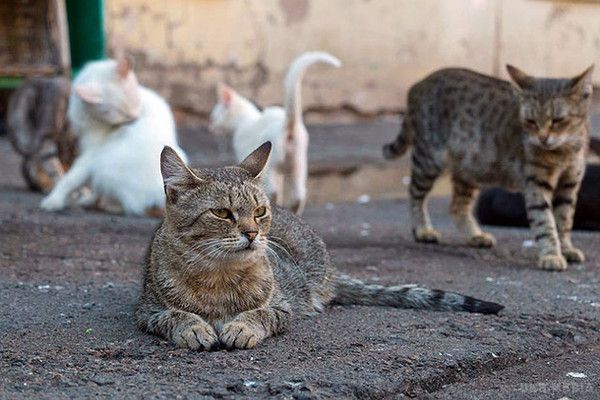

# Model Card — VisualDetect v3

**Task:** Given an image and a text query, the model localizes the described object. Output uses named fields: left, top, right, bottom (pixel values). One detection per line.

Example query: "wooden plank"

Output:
left=0, top=0, right=70, bottom=78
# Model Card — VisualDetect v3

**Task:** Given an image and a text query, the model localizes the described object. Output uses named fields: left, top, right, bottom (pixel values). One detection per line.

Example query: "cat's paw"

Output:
left=413, top=227, right=441, bottom=244
left=76, top=190, right=98, bottom=208
left=173, top=322, right=219, bottom=351
left=538, top=254, right=567, bottom=271
left=468, top=233, right=496, bottom=248
left=562, top=247, right=585, bottom=264
left=40, top=194, right=66, bottom=212
left=220, top=321, right=262, bottom=350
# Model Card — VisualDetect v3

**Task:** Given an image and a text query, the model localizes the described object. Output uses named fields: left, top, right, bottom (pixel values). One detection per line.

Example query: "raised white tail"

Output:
left=284, top=51, right=341, bottom=136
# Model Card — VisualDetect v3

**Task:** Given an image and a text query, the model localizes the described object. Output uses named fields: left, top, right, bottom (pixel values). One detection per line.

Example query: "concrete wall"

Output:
left=105, top=0, right=600, bottom=117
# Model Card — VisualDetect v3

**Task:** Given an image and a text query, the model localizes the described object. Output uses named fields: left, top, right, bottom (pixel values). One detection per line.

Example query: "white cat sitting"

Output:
left=209, top=51, right=341, bottom=215
left=40, top=58, right=187, bottom=216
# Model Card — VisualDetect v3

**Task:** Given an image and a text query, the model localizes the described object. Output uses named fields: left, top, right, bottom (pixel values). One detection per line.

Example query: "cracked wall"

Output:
left=105, top=0, right=600, bottom=117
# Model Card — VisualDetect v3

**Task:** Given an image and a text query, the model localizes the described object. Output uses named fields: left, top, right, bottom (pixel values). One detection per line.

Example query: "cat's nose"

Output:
left=242, top=231, right=258, bottom=242
left=540, top=135, right=549, bottom=145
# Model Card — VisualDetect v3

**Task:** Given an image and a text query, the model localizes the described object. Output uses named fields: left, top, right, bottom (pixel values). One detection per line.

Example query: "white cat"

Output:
left=209, top=51, right=341, bottom=215
left=40, top=58, right=188, bottom=216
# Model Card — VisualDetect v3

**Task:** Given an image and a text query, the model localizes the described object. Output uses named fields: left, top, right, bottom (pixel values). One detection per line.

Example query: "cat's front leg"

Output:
left=524, top=176, right=565, bottom=271
left=138, top=308, right=219, bottom=350
left=219, top=301, right=291, bottom=349
left=41, top=153, right=93, bottom=211
left=553, top=167, right=585, bottom=263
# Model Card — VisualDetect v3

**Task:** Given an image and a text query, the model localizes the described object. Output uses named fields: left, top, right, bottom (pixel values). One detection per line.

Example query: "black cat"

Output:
left=477, top=163, right=600, bottom=231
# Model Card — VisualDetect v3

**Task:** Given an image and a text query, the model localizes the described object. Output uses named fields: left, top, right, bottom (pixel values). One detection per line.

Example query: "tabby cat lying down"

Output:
left=136, top=142, right=503, bottom=350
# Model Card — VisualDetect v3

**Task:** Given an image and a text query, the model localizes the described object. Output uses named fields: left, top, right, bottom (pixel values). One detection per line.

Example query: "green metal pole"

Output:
left=66, top=0, right=106, bottom=76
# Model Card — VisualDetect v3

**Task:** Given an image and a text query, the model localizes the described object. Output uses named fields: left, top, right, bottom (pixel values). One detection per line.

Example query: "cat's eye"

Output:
left=254, top=206, right=267, bottom=218
left=211, top=208, right=232, bottom=220
left=524, top=119, right=538, bottom=128
left=552, top=117, right=566, bottom=126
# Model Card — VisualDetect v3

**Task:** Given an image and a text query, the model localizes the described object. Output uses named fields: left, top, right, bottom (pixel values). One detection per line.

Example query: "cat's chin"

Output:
left=219, top=246, right=266, bottom=263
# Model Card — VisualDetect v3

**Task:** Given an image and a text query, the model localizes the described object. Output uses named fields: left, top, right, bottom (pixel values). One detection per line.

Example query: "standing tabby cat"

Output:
left=383, top=65, right=594, bottom=271
left=136, top=142, right=503, bottom=350
left=7, top=77, right=76, bottom=193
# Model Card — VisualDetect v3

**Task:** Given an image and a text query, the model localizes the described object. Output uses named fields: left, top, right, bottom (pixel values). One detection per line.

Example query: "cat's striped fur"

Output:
left=136, top=142, right=503, bottom=350
left=383, top=65, right=594, bottom=271
left=7, top=77, right=76, bottom=193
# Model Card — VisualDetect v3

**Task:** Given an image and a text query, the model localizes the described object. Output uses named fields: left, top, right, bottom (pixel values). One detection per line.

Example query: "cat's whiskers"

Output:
left=267, top=235, right=299, bottom=267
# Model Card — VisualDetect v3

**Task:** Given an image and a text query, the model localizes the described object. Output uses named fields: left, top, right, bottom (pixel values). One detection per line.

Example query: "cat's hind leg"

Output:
left=450, top=177, right=496, bottom=248
left=289, top=154, right=307, bottom=216
left=265, top=169, right=285, bottom=206
left=410, top=144, right=444, bottom=243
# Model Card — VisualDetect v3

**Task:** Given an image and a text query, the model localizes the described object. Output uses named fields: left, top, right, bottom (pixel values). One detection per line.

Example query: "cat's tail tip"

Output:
left=383, top=118, right=413, bottom=160
left=461, top=296, right=505, bottom=315
left=382, top=139, right=410, bottom=160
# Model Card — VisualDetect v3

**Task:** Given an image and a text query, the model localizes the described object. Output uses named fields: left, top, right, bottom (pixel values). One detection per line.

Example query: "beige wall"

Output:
left=106, top=0, right=600, bottom=117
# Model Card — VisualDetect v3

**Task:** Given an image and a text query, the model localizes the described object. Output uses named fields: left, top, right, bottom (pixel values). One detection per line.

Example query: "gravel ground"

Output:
left=0, top=127, right=599, bottom=399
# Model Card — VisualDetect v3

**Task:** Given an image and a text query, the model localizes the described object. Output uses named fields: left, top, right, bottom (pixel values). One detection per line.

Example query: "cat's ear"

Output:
left=116, top=56, right=134, bottom=79
left=569, top=65, right=594, bottom=98
left=160, top=146, right=201, bottom=204
left=506, top=64, right=535, bottom=90
left=217, top=83, right=235, bottom=107
left=239, top=142, right=272, bottom=179
left=74, top=82, right=103, bottom=104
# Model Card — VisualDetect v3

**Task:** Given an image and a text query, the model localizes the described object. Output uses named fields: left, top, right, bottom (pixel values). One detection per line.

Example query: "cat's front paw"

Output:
left=220, top=321, right=262, bottom=350
left=173, top=322, right=219, bottom=351
left=468, top=233, right=496, bottom=248
left=538, top=254, right=567, bottom=271
left=413, top=227, right=441, bottom=244
left=76, top=189, right=98, bottom=208
left=562, top=247, right=585, bottom=264
left=40, top=194, right=66, bottom=212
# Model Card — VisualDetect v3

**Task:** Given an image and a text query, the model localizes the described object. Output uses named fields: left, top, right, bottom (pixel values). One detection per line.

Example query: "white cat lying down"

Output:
left=209, top=51, right=341, bottom=215
left=41, top=58, right=188, bottom=216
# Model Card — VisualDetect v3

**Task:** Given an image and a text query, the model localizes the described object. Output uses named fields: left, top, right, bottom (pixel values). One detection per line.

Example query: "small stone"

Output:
left=521, top=240, right=534, bottom=248
left=91, top=374, right=115, bottom=385
left=357, top=194, right=370, bottom=204
left=566, top=372, right=587, bottom=378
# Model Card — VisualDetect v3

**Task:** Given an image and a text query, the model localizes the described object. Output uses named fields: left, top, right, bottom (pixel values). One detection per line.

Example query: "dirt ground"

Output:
left=0, top=125, right=599, bottom=399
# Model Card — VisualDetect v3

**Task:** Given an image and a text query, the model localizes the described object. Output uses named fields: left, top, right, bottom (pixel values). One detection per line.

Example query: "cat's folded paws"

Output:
left=468, top=233, right=496, bottom=248
left=220, top=321, right=262, bottom=350
left=173, top=322, right=219, bottom=351
left=413, top=227, right=441, bottom=244
left=40, top=194, right=66, bottom=212
left=562, top=247, right=585, bottom=264
left=538, top=254, right=567, bottom=271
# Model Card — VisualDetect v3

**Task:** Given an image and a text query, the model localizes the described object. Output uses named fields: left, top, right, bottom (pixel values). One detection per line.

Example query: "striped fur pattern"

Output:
left=136, top=142, right=503, bottom=351
left=383, top=65, right=594, bottom=271
left=7, top=77, right=76, bottom=193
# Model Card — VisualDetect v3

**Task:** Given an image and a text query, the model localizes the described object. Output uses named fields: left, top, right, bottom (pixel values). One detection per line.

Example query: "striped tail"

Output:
left=383, top=117, right=413, bottom=160
left=332, top=274, right=504, bottom=315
